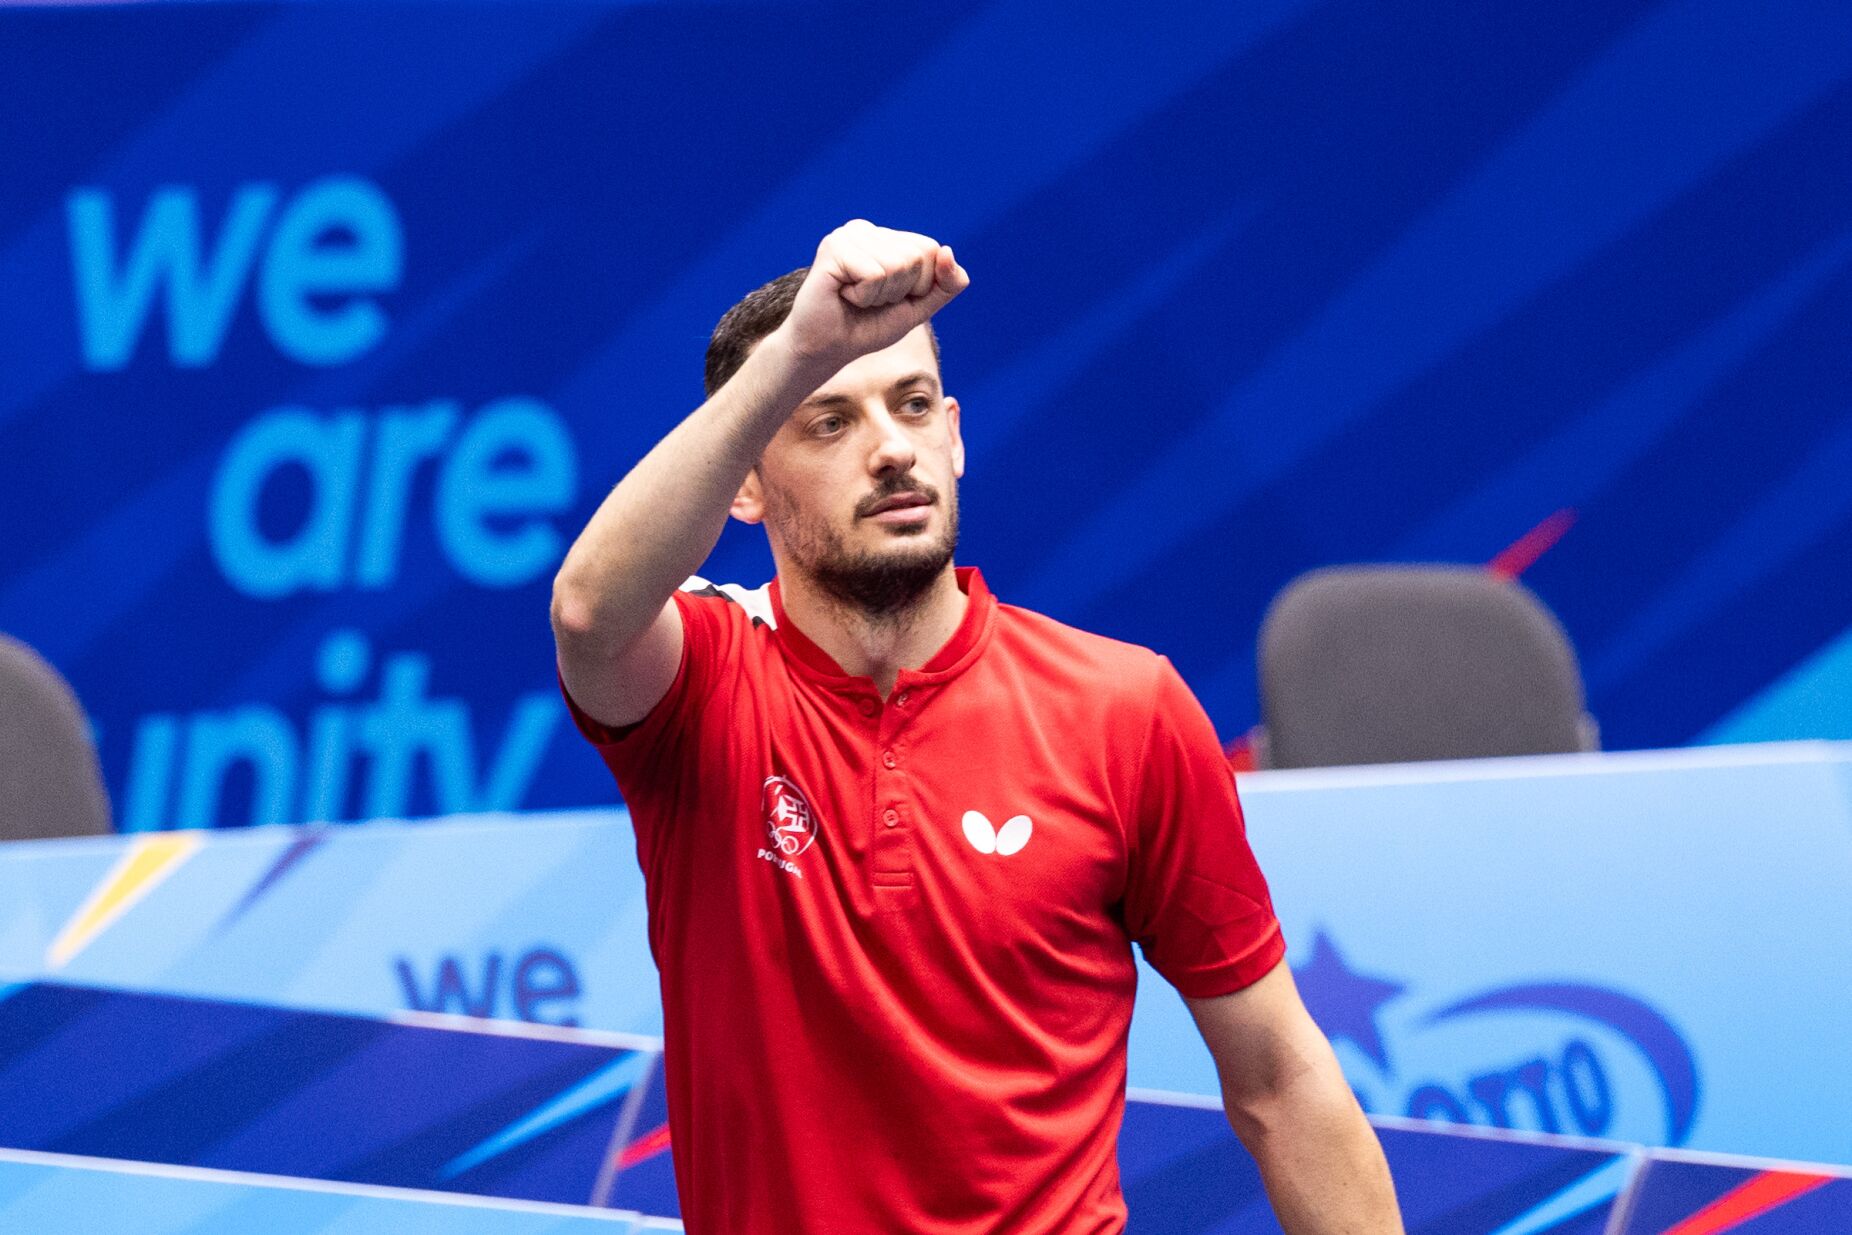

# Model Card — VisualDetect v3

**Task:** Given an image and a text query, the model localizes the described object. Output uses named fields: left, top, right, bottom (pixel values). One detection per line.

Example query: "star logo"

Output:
left=1293, top=930, right=1406, bottom=1073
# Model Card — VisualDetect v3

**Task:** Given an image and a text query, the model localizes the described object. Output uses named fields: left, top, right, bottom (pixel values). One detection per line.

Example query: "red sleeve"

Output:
left=557, top=588, right=734, bottom=783
left=1123, top=657, right=1286, bottom=999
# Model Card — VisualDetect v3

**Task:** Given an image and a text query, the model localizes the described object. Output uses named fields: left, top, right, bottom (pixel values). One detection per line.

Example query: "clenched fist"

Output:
left=781, top=220, right=970, bottom=370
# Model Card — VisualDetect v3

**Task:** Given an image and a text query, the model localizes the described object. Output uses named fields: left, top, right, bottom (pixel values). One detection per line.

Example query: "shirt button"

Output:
left=896, top=691, right=911, bottom=707
left=858, top=699, right=878, bottom=718
left=882, top=750, right=898, bottom=769
left=883, top=808, right=899, bottom=827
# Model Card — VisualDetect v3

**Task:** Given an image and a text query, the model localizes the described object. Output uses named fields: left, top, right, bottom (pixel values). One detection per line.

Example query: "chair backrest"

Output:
left=0, top=634, right=111, bottom=840
left=1254, top=565, right=1597, bottom=770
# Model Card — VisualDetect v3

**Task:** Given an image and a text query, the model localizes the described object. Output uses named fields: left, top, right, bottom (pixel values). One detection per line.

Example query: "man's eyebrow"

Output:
left=796, top=373, right=941, bottom=409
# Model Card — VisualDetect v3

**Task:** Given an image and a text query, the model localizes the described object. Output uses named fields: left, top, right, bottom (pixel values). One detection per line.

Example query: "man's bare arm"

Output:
left=551, top=329, right=830, bottom=728
left=1186, top=964, right=1404, bottom=1234
left=550, top=222, right=969, bottom=728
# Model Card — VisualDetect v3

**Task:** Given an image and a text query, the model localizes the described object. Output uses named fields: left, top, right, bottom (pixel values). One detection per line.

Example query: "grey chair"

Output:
left=1252, top=565, right=1598, bottom=770
left=0, top=634, right=111, bottom=839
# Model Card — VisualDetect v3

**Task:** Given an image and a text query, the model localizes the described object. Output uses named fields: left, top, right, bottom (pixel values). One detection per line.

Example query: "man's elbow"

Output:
left=550, top=570, right=599, bottom=644
left=552, top=558, right=629, bottom=651
left=551, top=569, right=666, bottom=680
left=1224, top=1069, right=1308, bottom=1147
left=1219, top=1043, right=1356, bottom=1148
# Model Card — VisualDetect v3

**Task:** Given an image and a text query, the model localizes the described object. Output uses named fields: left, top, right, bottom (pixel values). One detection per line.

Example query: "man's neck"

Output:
left=778, top=566, right=969, bottom=697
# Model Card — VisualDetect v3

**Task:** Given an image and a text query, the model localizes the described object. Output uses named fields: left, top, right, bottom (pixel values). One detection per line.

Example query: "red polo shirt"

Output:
left=565, top=567, right=1284, bottom=1233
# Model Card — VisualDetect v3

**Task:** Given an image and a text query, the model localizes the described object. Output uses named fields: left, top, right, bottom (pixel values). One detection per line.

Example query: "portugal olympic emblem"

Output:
left=763, top=776, right=821, bottom=858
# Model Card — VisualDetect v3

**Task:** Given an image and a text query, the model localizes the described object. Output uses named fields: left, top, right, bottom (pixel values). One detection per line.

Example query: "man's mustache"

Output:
left=854, top=475, right=940, bottom=519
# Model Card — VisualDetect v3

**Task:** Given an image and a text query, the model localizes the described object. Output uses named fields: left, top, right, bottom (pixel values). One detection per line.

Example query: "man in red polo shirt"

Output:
left=553, top=221, right=1401, bottom=1233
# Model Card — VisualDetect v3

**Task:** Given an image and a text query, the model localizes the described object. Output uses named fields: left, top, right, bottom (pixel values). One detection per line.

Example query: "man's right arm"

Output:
left=550, top=330, right=834, bottom=728
left=550, top=222, right=969, bottom=729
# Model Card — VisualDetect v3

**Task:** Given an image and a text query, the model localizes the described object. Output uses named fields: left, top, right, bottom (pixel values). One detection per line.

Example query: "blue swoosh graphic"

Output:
left=1428, top=983, right=1699, bottom=1144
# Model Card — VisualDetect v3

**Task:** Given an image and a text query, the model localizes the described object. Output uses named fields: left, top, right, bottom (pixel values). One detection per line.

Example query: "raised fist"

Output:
left=780, top=220, right=970, bottom=369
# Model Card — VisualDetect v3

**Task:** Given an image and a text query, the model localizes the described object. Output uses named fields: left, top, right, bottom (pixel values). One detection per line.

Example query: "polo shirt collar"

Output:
left=768, top=566, right=996, bottom=686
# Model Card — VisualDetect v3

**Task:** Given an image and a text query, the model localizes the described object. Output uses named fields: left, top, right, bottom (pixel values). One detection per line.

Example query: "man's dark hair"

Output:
left=703, top=266, right=941, bottom=398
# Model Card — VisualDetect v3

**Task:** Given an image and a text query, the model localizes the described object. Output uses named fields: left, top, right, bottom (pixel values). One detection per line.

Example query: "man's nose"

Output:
left=867, top=409, right=917, bottom=476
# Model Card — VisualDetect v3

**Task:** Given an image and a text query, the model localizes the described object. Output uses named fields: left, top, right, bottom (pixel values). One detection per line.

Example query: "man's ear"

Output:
left=731, top=465, right=767, bottom=525
left=946, top=396, right=965, bottom=479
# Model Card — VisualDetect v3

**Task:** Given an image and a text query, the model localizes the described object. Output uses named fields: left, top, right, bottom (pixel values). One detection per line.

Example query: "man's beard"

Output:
left=768, top=473, right=959, bottom=620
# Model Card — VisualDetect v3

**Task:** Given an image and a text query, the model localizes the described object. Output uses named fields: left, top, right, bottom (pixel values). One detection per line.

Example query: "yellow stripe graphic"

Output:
left=45, top=832, right=203, bottom=969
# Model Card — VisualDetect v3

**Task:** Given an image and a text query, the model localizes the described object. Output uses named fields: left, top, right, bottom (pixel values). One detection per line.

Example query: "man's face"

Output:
left=732, top=326, right=964, bottom=615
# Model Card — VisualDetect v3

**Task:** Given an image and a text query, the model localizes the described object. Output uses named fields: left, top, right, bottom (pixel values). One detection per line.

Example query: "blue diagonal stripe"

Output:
left=1022, top=0, right=1852, bottom=613
left=1486, top=1155, right=1638, bottom=1235
left=441, top=1051, right=651, bottom=1180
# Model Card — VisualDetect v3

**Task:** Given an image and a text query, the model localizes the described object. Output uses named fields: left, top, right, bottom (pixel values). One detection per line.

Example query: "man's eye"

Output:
left=901, top=398, right=933, bottom=416
left=811, top=416, right=844, bottom=436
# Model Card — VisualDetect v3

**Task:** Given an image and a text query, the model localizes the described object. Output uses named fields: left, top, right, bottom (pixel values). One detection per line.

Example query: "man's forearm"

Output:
left=1234, top=1071, right=1402, bottom=1235
left=551, top=327, right=830, bottom=650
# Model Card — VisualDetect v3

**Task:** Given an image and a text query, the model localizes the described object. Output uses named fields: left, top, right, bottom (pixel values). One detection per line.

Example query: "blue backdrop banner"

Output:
left=5, top=1, right=1852, bottom=831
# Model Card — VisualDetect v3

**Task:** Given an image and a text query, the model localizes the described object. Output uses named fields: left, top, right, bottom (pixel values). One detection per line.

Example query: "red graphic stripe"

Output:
left=1658, top=1170, right=1832, bottom=1235
left=617, top=1123, right=672, bottom=1168
left=1488, top=508, right=1577, bottom=580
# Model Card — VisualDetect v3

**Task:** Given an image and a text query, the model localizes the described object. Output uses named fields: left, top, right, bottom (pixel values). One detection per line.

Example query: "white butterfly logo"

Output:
left=961, top=810, right=1033, bottom=857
